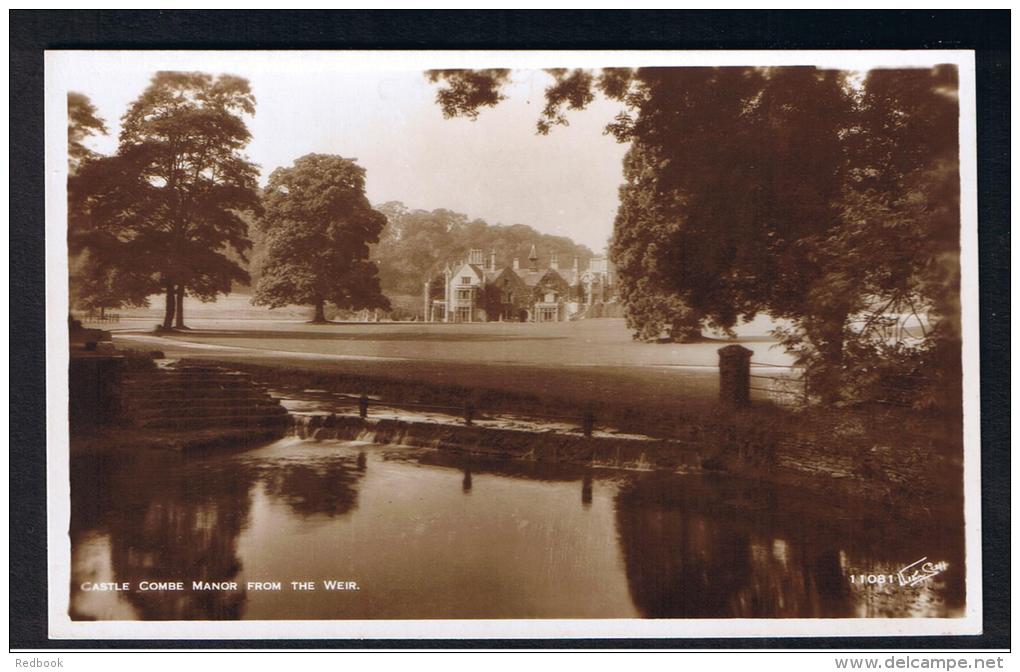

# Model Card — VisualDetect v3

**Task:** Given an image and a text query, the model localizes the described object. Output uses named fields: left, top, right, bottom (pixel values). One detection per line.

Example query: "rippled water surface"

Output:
left=70, top=439, right=965, bottom=620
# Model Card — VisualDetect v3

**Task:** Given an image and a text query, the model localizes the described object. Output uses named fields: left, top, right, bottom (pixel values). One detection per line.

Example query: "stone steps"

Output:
left=119, top=364, right=290, bottom=436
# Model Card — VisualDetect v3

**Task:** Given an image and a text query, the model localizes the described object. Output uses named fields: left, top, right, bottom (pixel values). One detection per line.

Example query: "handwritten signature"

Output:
left=897, top=557, right=949, bottom=587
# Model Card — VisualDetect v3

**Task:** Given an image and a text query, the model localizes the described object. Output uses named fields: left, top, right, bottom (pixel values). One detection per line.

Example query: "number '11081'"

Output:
left=849, top=574, right=897, bottom=585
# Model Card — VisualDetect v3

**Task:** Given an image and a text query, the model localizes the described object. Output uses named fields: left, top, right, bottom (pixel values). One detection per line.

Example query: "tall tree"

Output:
left=612, top=68, right=853, bottom=361
left=253, top=154, right=390, bottom=323
left=67, top=92, right=157, bottom=316
left=67, top=92, right=107, bottom=174
left=115, top=71, right=261, bottom=329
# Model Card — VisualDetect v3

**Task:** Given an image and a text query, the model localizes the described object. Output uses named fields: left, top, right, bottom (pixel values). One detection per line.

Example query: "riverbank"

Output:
left=201, top=356, right=963, bottom=521
left=71, top=344, right=963, bottom=523
left=287, top=412, right=961, bottom=521
left=71, top=426, right=288, bottom=456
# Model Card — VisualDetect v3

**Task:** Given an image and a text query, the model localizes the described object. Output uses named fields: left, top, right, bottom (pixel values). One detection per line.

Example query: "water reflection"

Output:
left=70, top=440, right=964, bottom=620
left=70, top=442, right=364, bottom=620
left=261, top=458, right=361, bottom=518
left=614, top=474, right=964, bottom=618
left=70, top=451, right=257, bottom=619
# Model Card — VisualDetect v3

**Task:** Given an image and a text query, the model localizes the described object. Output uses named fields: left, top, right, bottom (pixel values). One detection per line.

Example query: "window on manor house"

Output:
left=461, top=276, right=471, bottom=285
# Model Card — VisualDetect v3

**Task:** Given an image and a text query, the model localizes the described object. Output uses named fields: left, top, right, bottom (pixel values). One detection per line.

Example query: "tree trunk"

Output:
left=311, top=298, right=327, bottom=324
left=174, top=285, right=186, bottom=330
left=812, top=312, right=849, bottom=405
left=162, top=282, right=176, bottom=330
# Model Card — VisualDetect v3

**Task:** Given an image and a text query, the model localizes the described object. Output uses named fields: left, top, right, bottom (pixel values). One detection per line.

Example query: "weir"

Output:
left=289, top=412, right=703, bottom=471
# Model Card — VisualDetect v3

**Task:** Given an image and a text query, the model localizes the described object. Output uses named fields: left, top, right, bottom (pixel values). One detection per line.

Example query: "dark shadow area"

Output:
left=615, top=473, right=966, bottom=619
left=260, top=456, right=363, bottom=519
left=70, top=451, right=256, bottom=620
left=69, top=447, right=365, bottom=620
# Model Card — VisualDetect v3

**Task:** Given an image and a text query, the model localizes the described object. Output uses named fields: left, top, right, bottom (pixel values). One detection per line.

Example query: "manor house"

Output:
left=423, top=246, right=615, bottom=323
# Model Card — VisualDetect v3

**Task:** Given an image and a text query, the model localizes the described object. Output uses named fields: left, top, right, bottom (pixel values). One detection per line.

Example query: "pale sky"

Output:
left=54, top=50, right=971, bottom=253
left=62, top=53, right=629, bottom=251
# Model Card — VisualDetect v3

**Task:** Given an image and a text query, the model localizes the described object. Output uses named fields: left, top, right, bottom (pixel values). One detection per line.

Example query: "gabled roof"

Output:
left=483, top=266, right=511, bottom=283
left=556, top=268, right=581, bottom=286
left=433, top=260, right=583, bottom=288
left=447, top=261, right=485, bottom=281
left=514, top=267, right=571, bottom=288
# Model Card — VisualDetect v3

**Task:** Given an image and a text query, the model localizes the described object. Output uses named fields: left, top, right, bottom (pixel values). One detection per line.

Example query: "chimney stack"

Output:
left=469, top=248, right=483, bottom=266
left=549, top=252, right=558, bottom=271
left=573, top=257, right=579, bottom=272
left=489, top=250, right=497, bottom=272
left=513, top=257, right=520, bottom=271
left=528, top=244, right=538, bottom=271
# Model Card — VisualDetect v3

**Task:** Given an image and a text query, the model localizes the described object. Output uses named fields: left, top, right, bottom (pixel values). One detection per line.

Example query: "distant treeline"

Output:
left=368, top=202, right=595, bottom=298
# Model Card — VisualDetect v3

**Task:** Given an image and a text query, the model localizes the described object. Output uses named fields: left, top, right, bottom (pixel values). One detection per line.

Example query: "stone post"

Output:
left=423, top=281, right=430, bottom=322
left=718, top=345, right=753, bottom=406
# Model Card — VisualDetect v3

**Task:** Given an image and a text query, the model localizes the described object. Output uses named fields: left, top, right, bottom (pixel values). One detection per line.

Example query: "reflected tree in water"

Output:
left=614, top=476, right=855, bottom=618
left=260, top=457, right=363, bottom=519
left=72, top=455, right=258, bottom=620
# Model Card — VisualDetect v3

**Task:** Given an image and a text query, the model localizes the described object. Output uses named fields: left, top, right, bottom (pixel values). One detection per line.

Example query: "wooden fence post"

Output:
left=358, top=394, right=369, bottom=418
left=582, top=410, right=595, bottom=437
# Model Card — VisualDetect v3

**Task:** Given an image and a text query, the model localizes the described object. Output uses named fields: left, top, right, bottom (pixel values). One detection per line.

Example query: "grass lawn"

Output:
left=114, top=316, right=793, bottom=368
left=111, top=316, right=797, bottom=432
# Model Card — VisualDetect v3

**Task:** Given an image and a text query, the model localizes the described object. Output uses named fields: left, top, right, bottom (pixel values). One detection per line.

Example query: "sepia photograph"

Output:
left=43, top=46, right=981, bottom=640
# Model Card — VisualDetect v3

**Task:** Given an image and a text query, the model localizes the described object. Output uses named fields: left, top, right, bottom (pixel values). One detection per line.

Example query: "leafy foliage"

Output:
left=67, top=92, right=107, bottom=174
left=68, top=72, right=262, bottom=328
left=67, top=93, right=157, bottom=312
left=426, top=69, right=511, bottom=120
left=253, top=154, right=390, bottom=322
left=372, top=201, right=594, bottom=298
left=427, top=66, right=962, bottom=409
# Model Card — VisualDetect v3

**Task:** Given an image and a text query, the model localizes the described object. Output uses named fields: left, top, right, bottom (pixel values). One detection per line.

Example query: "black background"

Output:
left=9, top=9, right=1010, bottom=650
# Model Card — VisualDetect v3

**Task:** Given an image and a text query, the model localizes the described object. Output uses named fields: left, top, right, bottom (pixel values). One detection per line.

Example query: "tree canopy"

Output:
left=67, top=91, right=107, bottom=175
left=428, top=66, right=961, bottom=407
left=66, top=92, right=155, bottom=315
left=69, top=72, right=261, bottom=329
left=253, top=154, right=390, bottom=323
left=372, top=201, right=594, bottom=298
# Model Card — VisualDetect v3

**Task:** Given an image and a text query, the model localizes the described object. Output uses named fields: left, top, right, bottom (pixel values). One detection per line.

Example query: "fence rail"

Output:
left=746, top=357, right=933, bottom=409
left=74, top=311, right=121, bottom=324
left=746, top=359, right=808, bottom=407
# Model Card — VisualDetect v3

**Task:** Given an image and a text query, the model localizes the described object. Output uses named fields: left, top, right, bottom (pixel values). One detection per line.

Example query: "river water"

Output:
left=69, top=437, right=965, bottom=621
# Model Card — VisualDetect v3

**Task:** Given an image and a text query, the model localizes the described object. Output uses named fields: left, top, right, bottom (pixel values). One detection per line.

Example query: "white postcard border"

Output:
left=44, top=48, right=982, bottom=640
